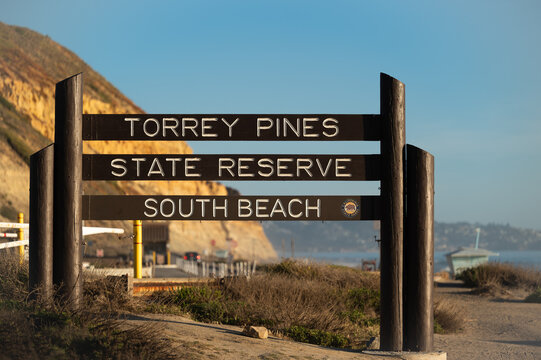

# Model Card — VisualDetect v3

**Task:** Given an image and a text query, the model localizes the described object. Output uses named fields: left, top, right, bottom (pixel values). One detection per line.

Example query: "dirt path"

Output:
left=122, top=313, right=392, bottom=360
left=121, top=282, right=540, bottom=359
left=126, top=314, right=396, bottom=360
left=434, top=282, right=541, bottom=360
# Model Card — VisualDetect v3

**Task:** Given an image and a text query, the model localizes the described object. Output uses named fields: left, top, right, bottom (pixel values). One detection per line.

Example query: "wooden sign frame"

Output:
left=28, top=72, right=435, bottom=352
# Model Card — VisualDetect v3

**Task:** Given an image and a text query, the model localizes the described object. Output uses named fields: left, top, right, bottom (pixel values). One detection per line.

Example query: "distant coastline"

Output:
left=294, top=250, right=541, bottom=272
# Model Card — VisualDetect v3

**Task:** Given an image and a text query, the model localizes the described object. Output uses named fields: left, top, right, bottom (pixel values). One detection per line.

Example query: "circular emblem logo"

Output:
left=341, top=199, right=359, bottom=218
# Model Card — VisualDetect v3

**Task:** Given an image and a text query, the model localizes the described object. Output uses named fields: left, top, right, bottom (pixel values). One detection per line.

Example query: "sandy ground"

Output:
left=434, top=281, right=541, bottom=360
left=122, top=282, right=540, bottom=359
left=122, top=313, right=391, bottom=360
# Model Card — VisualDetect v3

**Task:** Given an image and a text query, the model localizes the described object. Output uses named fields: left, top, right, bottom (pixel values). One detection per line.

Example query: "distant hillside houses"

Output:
left=263, top=221, right=541, bottom=253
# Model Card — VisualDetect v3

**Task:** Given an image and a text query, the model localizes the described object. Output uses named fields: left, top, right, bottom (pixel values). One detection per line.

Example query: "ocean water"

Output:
left=294, top=250, right=541, bottom=272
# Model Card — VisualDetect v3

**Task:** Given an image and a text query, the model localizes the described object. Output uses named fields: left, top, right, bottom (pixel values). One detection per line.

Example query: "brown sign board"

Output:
left=82, top=114, right=381, bottom=141
left=82, top=195, right=381, bottom=221
left=82, top=154, right=381, bottom=181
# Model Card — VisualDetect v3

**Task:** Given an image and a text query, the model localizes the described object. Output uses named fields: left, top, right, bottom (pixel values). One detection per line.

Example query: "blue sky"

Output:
left=3, top=0, right=541, bottom=229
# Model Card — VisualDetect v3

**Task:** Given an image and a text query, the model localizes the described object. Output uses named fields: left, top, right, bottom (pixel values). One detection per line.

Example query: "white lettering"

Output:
left=201, top=118, right=218, bottom=137
left=182, top=118, right=199, bottom=137
left=277, top=158, right=294, bottom=177
left=179, top=199, right=194, bottom=217
left=144, top=198, right=158, bottom=217
left=165, top=158, right=181, bottom=177
left=148, top=158, right=165, bottom=177
left=335, top=158, right=352, bottom=177
left=162, top=118, right=180, bottom=137
left=133, top=158, right=146, bottom=177
left=238, top=158, right=255, bottom=177
left=306, top=199, right=321, bottom=218
left=296, top=158, right=313, bottom=177
left=185, top=158, right=201, bottom=177
left=111, top=158, right=127, bottom=177
left=125, top=118, right=140, bottom=137
left=195, top=199, right=210, bottom=217
left=257, top=158, right=274, bottom=177
left=315, top=158, right=332, bottom=177
left=238, top=199, right=252, bottom=217
left=303, top=118, right=319, bottom=137
left=160, top=199, right=175, bottom=218
left=256, top=199, right=269, bottom=218
left=143, top=118, right=160, bottom=137
left=270, top=198, right=286, bottom=218
left=283, top=117, right=300, bottom=137
left=288, top=199, right=303, bottom=218
left=322, top=118, right=339, bottom=137
left=257, top=118, right=273, bottom=137
left=213, top=199, right=228, bottom=218
left=219, top=158, right=235, bottom=177
left=221, top=117, right=239, bottom=137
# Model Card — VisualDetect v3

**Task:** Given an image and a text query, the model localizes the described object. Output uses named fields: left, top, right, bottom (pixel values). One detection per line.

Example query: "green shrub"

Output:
left=343, top=309, right=379, bottom=327
left=458, top=263, right=541, bottom=291
left=286, top=325, right=349, bottom=348
left=348, top=288, right=380, bottom=313
left=169, top=286, right=232, bottom=322
left=30, top=309, right=73, bottom=330
left=525, top=288, right=541, bottom=303
left=434, top=320, right=444, bottom=334
left=170, top=286, right=222, bottom=307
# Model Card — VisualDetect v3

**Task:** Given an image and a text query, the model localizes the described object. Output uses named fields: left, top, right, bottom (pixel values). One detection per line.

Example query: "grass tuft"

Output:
left=0, top=253, right=178, bottom=359
left=457, top=263, right=541, bottom=293
left=286, top=325, right=349, bottom=348
left=433, top=296, right=465, bottom=334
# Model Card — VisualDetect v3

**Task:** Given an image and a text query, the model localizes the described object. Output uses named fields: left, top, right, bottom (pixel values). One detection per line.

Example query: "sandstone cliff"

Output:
left=0, top=22, right=276, bottom=261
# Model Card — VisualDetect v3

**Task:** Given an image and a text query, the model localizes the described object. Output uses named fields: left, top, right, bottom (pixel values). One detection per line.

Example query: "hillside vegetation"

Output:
left=0, top=22, right=276, bottom=261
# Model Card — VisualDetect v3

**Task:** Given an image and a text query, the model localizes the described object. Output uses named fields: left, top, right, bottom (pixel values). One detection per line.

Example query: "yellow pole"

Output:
left=166, top=250, right=171, bottom=265
left=133, top=220, right=142, bottom=279
left=18, top=213, right=24, bottom=264
left=152, top=251, right=156, bottom=265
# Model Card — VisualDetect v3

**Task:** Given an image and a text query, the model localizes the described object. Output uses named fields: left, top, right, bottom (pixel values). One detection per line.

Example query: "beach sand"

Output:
left=434, top=280, right=541, bottom=360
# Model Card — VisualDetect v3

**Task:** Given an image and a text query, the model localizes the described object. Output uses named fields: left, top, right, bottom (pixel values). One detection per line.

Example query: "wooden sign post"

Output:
left=29, top=144, right=54, bottom=301
left=404, top=145, right=435, bottom=351
left=53, top=74, right=83, bottom=309
left=379, top=73, right=405, bottom=350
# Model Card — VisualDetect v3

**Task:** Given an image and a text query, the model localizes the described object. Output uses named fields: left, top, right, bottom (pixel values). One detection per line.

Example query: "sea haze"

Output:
left=262, top=221, right=541, bottom=254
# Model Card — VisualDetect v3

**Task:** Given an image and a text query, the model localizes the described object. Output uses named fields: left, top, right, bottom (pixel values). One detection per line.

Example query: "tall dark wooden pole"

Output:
left=29, top=144, right=54, bottom=301
left=379, top=73, right=405, bottom=350
left=53, top=74, right=83, bottom=309
left=404, top=144, right=434, bottom=351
